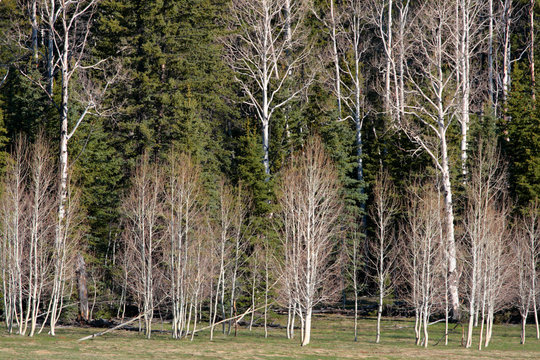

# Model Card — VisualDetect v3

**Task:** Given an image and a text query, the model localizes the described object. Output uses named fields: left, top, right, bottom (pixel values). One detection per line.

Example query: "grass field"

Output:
left=1, top=315, right=539, bottom=359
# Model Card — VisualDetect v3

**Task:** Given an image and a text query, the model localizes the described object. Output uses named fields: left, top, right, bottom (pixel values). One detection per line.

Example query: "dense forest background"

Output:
left=1, top=0, right=540, bottom=346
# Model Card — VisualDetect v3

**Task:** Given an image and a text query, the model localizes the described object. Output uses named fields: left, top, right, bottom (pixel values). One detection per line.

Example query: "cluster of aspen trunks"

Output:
left=0, top=135, right=81, bottom=337
left=116, top=139, right=341, bottom=346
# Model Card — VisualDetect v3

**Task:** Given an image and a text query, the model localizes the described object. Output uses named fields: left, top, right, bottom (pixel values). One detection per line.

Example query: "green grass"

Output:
left=0, top=315, right=539, bottom=359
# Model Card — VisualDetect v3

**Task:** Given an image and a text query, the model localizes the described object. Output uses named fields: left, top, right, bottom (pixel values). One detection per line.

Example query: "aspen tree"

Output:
left=122, top=154, right=165, bottom=339
left=11, top=0, right=113, bottom=335
left=464, top=143, right=507, bottom=348
left=400, top=0, right=461, bottom=319
left=278, top=138, right=344, bottom=346
left=224, top=0, right=312, bottom=175
left=164, top=152, right=203, bottom=339
left=402, top=184, right=443, bottom=347
left=368, top=171, right=399, bottom=343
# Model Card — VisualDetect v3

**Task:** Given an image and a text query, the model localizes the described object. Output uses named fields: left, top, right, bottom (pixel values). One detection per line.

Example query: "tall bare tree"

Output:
left=531, top=0, right=536, bottom=102
left=401, top=183, right=444, bottom=347
left=224, top=0, right=312, bottom=175
left=0, top=136, right=29, bottom=335
left=400, top=0, right=461, bottom=319
left=164, top=152, right=204, bottom=339
left=0, top=135, right=77, bottom=337
left=345, top=225, right=363, bottom=342
left=368, top=171, right=399, bottom=343
left=501, top=0, right=513, bottom=121
left=477, top=203, right=512, bottom=349
left=28, top=142, right=54, bottom=331
left=8, top=0, right=114, bottom=336
left=278, top=138, right=344, bottom=346
left=312, top=0, right=343, bottom=122
left=122, top=153, right=165, bottom=339
left=338, top=0, right=370, bottom=183
left=455, top=0, right=486, bottom=179
left=521, top=200, right=540, bottom=340
left=367, top=0, right=395, bottom=118
left=514, top=225, right=533, bottom=345
left=463, top=143, right=507, bottom=348
left=210, top=181, right=247, bottom=340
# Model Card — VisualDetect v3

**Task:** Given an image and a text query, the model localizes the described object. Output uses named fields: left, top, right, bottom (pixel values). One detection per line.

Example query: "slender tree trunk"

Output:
left=488, top=0, right=495, bottom=110
left=478, top=292, right=486, bottom=350
left=191, top=297, right=198, bottom=341
left=485, top=306, right=493, bottom=347
left=30, top=0, right=38, bottom=64
left=355, top=60, right=364, bottom=185
left=502, top=1, right=512, bottom=124
left=47, top=0, right=55, bottom=96
left=210, top=256, right=224, bottom=341
left=376, top=240, right=384, bottom=344
left=441, top=124, right=459, bottom=320
left=264, top=245, right=269, bottom=338
left=422, top=305, right=429, bottom=348
left=466, top=248, right=477, bottom=348
left=531, top=0, right=536, bottom=103
left=290, top=302, right=296, bottom=339
left=459, top=0, right=470, bottom=180
left=330, top=0, right=342, bottom=120
left=397, top=1, right=408, bottom=122
left=220, top=274, right=226, bottom=335
left=532, top=250, right=539, bottom=340
left=353, top=242, right=359, bottom=342
left=228, top=235, right=240, bottom=335
left=287, top=299, right=293, bottom=339
left=376, top=293, right=383, bottom=343
left=354, top=287, right=358, bottom=342
left=301, top=307, right=312, bottom=346
left=76, top=254, right=89, bottom=322
left=522, top=314, right=527, bottom=344
left=262, top=119, right=270, bottom=176
left=384, top=0, right=393, bottom=117
left=249, top=263, right=256, bottom=331
left=262, top=11, right=271, bottom=177
left=50, top=14, right=71, bottom=334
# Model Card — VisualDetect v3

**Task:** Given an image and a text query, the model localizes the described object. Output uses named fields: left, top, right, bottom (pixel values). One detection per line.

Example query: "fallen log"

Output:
left=77, top=313, right=146, bottom=342
left=186, top=303, right=269, bottom=336
left=77, top=302, right=272, bottom=342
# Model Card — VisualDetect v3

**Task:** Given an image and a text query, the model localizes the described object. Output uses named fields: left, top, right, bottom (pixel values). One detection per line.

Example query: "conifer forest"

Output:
left=1, top=0, right=540, bottom=355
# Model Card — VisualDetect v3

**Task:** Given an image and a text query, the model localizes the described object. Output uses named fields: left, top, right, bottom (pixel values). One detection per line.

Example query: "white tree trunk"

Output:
left=441, top=144, right=459, bottom=319
left=488, top=0, right=494, bottom=108
left=502, top=0, right=512, bottom=122
left=330, top=0, right=342, bottom=120
left=531, top=0, right=536, bottom=103
left=301, top=307, right=312, bottom=346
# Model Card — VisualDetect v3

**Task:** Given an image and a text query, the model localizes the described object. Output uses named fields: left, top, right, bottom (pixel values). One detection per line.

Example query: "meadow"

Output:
left=1, top=314, right=539, bottom=359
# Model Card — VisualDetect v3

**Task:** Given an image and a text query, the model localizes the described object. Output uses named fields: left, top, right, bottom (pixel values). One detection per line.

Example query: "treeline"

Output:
left=0, top=0, right=539, bottom=349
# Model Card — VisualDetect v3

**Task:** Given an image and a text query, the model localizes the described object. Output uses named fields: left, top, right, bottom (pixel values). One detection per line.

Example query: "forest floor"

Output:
left=0, top=314, right=539, bottom=359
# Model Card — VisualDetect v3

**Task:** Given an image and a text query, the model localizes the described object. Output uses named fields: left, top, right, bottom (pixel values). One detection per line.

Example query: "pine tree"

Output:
left=70, top=119, right=124, bottom=263
left=506, top=62, right=540, bottom=204
left=236, top=121, right=274, bottom=216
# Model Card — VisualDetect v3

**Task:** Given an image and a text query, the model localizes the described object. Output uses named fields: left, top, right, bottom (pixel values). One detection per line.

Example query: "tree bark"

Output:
left=301, top=307, right=312, bottom=346
left=76, top=254, right=89, bottom=322
left=531, top=0, right=536, bottom=103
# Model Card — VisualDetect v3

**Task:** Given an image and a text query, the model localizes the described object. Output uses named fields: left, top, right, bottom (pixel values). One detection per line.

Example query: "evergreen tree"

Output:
left=236, top=120, right=274, bottom=216
left=506, top=62, right=540, bottom=204
left=70, top=118, right=124, bottom=263
left=97, top=0, right=235, bottom=161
